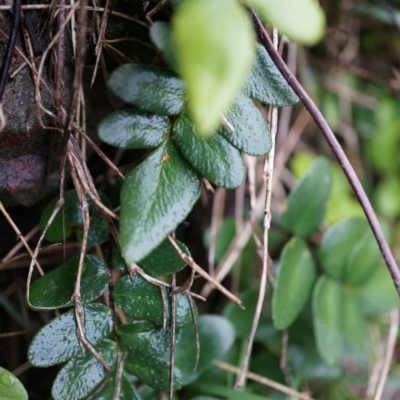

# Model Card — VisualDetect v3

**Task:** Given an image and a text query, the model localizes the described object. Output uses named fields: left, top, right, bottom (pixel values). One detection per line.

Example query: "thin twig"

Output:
left=215, top=360, right=315, bottom=400
left=169, top=273, right=177, bottom=400
left=252, top=11, right=400, bottom=294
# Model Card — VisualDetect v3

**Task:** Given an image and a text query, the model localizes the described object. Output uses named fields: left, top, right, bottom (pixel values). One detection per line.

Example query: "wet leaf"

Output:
left=318, top=217, right=382, bottom=285
left=28, top=255, right=108, bottom=309
left=28, top=304, right=112, bottom=367
left=150, top=22, right=178, bottom=70
left=173, top=0, right=255, bottom=135
left=114, top=275, right=195, bottom=328
left=280, top=157, right=332, bottom=236
left=109, top=64, right=185, bottom=115
left=247, top=0, right=326, bottom=45
left=52, top=339, right=117, bottom=400
left=98, top=109, right=170, bottom=149
left=243, top=44, right=298, bottom=106
left=120, top=139, right=201, bottom=263
left=312, top=276, right=343, bottom=365
left=173, top=112, right=245, bottom=188
left=218, top=93, right=271, bottom=156
left=175, top=315, right=235, bottom=385
left=272, top=237, right=316, bottom=330
left=0, top=367, right=28, bottom=400
left=91, top=373, right=141, bottom=400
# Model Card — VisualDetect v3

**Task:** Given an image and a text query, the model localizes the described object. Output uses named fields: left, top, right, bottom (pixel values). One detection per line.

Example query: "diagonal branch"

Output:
left=251, top=11, right=400, bottom=294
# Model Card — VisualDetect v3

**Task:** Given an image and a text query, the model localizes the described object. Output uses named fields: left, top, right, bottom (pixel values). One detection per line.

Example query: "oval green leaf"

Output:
left=243, top=44, right=299, bottom=106
left=280, top=157, right=332, bottom=236
left=318, top=217, right=381, bottom=285
left=150, top=22, right=178, bottom=71
left=0, top=367, right=28, bottom=400
left=218, top=93, right=271, bottom=156
left=175, top=315, right=236, bottom=385
left=28, top=304, right=112, bottom=367
left=272, top=237, right=316, bottom=330
left=173, top=112, right=245, bottom=188
left=312, top=276, right=343, bottom=365
left=114, top=275, right=195, bottom=328
left=108, top=64, right=185, bottom=115
left=98, top=109, right=170, bottom=149
left=247, top=0, right=326, bottom=45
left=52, top=339, right=117, bottom=400
left=120, top=139, right=201, bottom=263
left=28, top=255, right=108, bottom=309
left=173, top=0, right=255, bottom=135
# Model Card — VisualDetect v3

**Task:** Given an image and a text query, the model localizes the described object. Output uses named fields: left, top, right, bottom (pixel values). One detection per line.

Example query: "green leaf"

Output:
left=40, top=190, right=110, bottom=246
left=52, top=339, right=117, bottom=400
left=247, top=0, right=326, bottom=45
left=175, top=315, right=235, bottom=385
left=280, top=157, right=332, bottom=236
left=108, top=64, right=185, bottom=115
left=172, top=0, right=255, bottom=135
left=173, top=112, right=245, bottom=188
left=0, top=367, right=28, bottom=400
left=272, top=237, right=316, bottom=330
left=98, top=109, right=170, bottom=149
left=120, top=139, right=201, bottom=263
left=150, top=22, right=178, bottom=71
left=91, top=373, right=141, bottom=400
left=218, top=93, right=271, bottom=156
left=114, top=275, right=195, bottom=328
left=190, top=384, right=274, bottom=400
left=312, top=276, right=343, bottom=365
left=243, top=44, right=298, bottom=106
left=318, top=217, right=381, bottom=285
left=28, top=304, right=112, bottom=367
left=28, top=255, right=108, bottom=309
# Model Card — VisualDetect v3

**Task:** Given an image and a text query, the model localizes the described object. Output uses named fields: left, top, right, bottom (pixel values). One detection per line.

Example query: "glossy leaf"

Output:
left=243, top=44, right=298, bottom=106
left=52, top=339, right=117, bottom=400
left=29, top=255, right=108, bottom=309
left=280, top=157, right=332, bottom=236
left=28, top=304, right=112, bottom=367
left=120, top=139, right=201, bottom=263
left=272, top=237, right=316, bottom=330
left=318, top=217, right=381, bottom=285
left=312, top=276, right=343, bottom=365
left=40, top=190, right=110, bottom=246
left=175, top=315, right=236, bottom=385
left=114, top=275, right=195, bottom=328
left=108, top=64, right=185, bottom=115
left=173, top=112, right=245, bottom=188
left=247, top=0, right=326, bottom=45
left=98, top=109, right=170, bottom=149
left=173, top=0, right=255, bottom=135
left=218, top=93, right=271, bottom=156
left=0, top=367, right=28, bottom=400
left=92, top=373, right=141, bottom=400
left=150, top=22, right=178, bottom=70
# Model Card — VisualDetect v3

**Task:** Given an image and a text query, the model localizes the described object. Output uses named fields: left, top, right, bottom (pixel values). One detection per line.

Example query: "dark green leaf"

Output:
left=172, top=0, right=255, bottom=135
left=280, top=157, right=332, bottom=236
left=312, top=276, right=343, bottom=365
left=109, top=64, right=185, bottom=115
left=28, top=304, right=112, bottom=367
left=28, top=255, right=108, bottom=309
left=92, top=373, right=141, bottom=400
left=120, top=139, right=201, bottom=263
left=52, top=339, right=117, bottom=400
left=150, top=22, right=178, bottom=70
left=318, top=217, right=381, bottom=285
left=173, top=112, right=245, bottom=188
left=114, top=275, right=195, bottom=328
left=243, top=44, right=298, bottom=106
left=98, top=109, right=170, bottom=149
left=272, top=237, right=316, bottom=330
left=0, top=367, right=28, bottom=400
left=218, top=93, right=271, bottom=156
left=175, top=315, right=235, bottom=385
